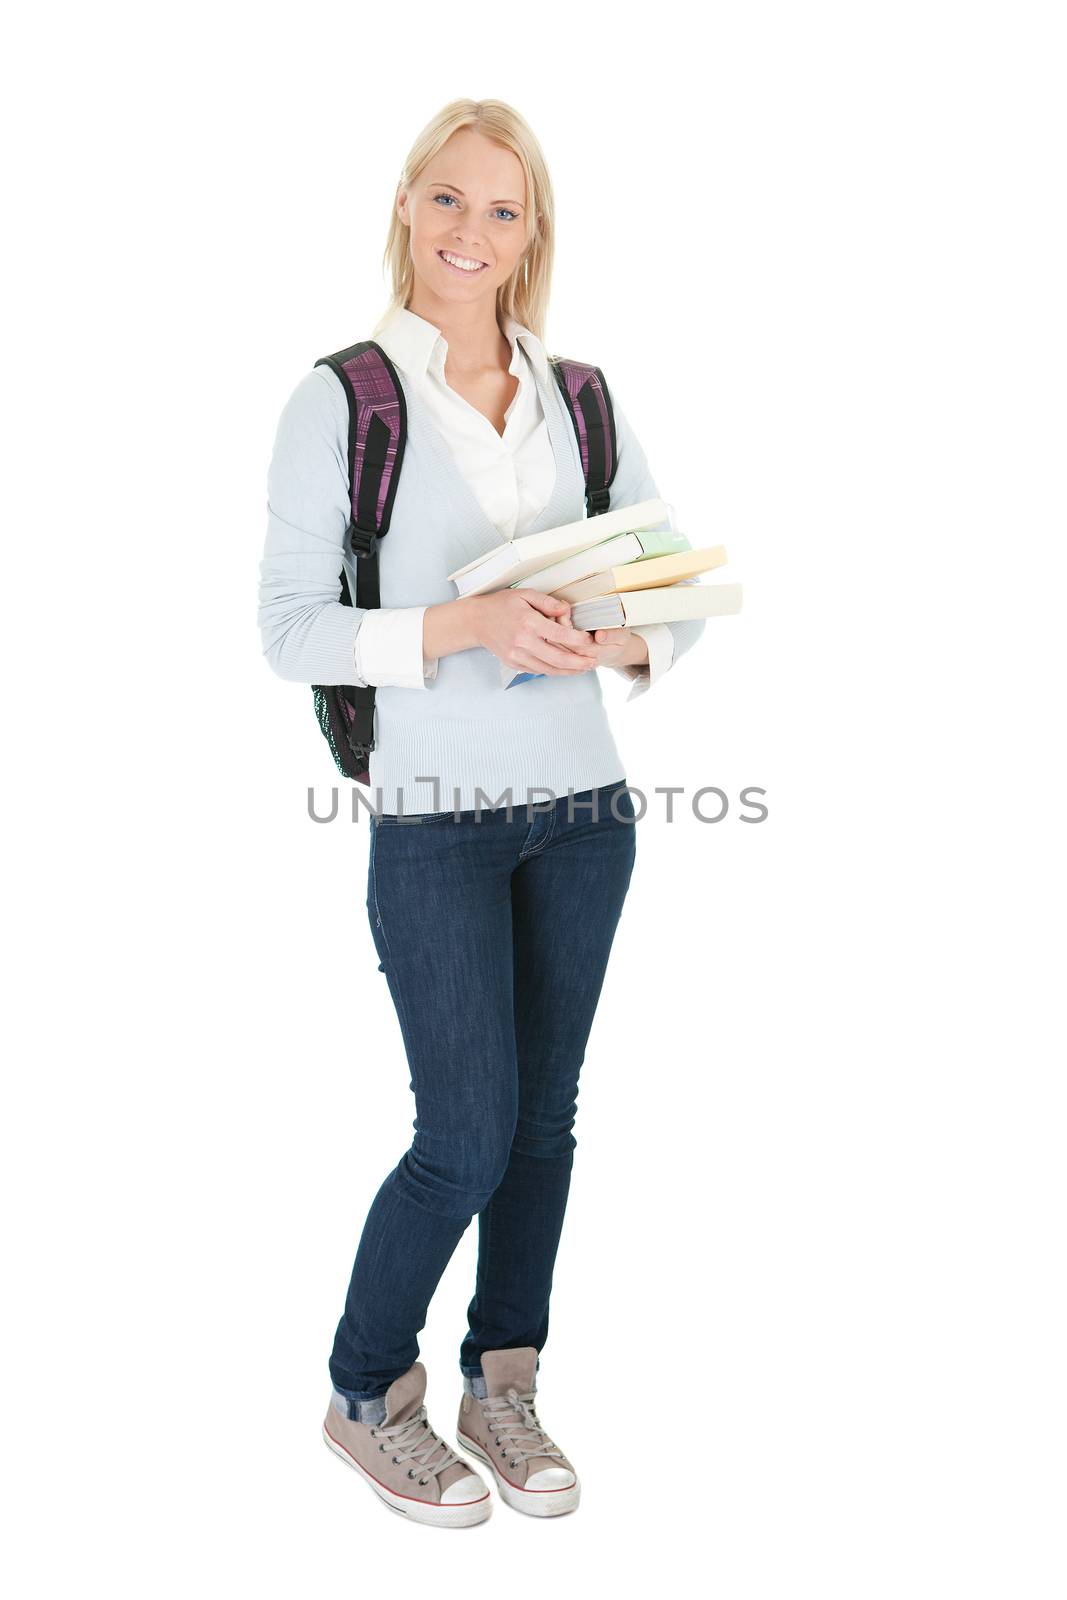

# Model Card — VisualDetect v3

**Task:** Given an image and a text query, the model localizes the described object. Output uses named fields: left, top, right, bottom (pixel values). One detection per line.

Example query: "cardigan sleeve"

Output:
left=257, top=366, right=433, bottom=688
left=257, top=367, right=371, bottom=684
left=602, top=391, right=707, bottom=696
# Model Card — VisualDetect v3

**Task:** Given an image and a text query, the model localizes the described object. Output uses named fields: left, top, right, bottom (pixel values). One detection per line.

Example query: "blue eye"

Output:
left=432, top=192, right=518, bottom=222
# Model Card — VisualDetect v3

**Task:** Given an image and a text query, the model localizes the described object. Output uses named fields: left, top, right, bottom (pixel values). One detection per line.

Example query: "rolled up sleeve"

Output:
left=353, top=607, right=439, bottom=689
left=611, top=621, right=675, bottom=700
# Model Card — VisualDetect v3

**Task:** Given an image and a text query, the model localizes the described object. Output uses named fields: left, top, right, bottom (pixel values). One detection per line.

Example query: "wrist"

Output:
left=625, top=630, right=650, bottom=668
left=423, top=596, right=484, bottom=659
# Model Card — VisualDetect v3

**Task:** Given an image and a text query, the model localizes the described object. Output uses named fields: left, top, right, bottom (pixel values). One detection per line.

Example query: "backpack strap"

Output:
left=549, top=357, right=618, bottom=517
left=310, top=340, right=408, bottom=782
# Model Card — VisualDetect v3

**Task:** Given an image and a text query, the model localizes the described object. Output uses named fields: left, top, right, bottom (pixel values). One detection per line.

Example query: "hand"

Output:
left=583, top=626, right=650, bottom=671
left=469, top=589, right=601, bottom=676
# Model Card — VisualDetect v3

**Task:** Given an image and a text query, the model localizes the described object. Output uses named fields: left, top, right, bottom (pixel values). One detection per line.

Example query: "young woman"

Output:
left=258, top=99, right=705, bottom=1528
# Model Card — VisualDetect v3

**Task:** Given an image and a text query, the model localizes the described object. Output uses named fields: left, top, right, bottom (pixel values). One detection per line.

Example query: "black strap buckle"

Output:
left=342, top=687, right=375, bottom=751
left=586, top=486, right=610, bottom=516
left=349, top=522, right=381, bottom=559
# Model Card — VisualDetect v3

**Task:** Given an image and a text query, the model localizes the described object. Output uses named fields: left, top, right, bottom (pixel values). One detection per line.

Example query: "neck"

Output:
left=406, top=289, right=507, bottom=375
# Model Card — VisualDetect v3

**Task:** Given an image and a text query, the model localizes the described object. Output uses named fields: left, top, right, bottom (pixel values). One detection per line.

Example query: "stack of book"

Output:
left=445, top=499, right=742, bottom=688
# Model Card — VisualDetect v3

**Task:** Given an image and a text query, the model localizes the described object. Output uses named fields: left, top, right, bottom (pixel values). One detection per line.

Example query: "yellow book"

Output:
left=554, top=545, right=727, bottom=604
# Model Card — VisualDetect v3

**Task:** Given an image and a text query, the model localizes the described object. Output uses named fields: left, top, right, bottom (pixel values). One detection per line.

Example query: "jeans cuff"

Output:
left=331, top=1385, right=388, bottom=1425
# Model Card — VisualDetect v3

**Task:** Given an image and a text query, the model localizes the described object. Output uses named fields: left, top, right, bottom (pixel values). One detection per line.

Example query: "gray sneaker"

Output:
left=455, top=1347, right=580, bottom=1517
left=323, top=1361, right=491, bottom=1527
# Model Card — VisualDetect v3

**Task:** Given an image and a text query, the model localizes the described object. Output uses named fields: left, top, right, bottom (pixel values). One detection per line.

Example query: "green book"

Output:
left=509, top=525, right=691, bottom=596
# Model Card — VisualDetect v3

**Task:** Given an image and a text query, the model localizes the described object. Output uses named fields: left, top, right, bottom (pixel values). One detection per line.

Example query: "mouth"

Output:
left=437, top=248, right=489, bottom=276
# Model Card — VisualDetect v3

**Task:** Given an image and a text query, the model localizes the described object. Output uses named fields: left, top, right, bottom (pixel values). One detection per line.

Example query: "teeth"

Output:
left=440, top=250, right=485, bottom=272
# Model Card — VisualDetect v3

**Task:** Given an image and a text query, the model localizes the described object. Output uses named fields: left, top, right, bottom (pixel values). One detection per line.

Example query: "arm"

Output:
left=257, top=366, right=441, bottom=689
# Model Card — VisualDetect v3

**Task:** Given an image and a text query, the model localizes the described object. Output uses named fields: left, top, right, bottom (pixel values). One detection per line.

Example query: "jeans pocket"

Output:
left=598, top=779, right=635, bottom=823
left=367, top=819, right=391, bottom=969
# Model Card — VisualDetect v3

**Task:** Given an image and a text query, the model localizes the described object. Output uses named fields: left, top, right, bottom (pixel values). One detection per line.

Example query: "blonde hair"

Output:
left=371, top=98, right=555, bottom=345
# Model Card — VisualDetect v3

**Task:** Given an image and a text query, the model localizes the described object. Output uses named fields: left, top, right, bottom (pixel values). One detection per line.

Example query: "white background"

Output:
left=4, top=2, right=1064, bottom=1594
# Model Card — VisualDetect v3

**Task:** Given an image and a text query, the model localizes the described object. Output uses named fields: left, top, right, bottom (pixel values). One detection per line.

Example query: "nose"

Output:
left=453, top=225, right=488, bottom=257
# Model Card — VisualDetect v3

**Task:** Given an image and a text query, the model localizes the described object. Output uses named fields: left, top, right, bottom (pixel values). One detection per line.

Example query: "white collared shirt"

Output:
left=351, top=304, right=674, bottom=700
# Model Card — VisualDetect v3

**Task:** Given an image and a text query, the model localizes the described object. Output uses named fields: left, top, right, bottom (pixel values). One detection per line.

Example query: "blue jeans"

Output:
left=329, top=779, right=638, bottom=1405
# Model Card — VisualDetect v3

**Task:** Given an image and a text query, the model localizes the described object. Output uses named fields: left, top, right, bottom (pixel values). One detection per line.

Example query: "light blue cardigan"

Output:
left=258, top=353, right=705, bottom=814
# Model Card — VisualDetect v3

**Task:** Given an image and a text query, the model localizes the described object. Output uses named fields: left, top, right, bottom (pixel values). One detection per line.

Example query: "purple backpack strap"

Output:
left=314, top=341, right=408, bottom=564
left=550, top=357, right=618, bottom=517
left=309, top=340, right=409, bottom=785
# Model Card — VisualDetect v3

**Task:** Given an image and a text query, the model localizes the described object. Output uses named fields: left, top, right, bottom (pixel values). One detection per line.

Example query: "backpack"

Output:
left=311, top=338, right=620, bottom=784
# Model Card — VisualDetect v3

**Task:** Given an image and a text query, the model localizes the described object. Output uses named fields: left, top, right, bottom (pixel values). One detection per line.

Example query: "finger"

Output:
left=544, top=620, right=598, bottom=655
left=521, top=589, right=572, bottom=619
left=525, top=638, right=599, bottom=673
left=509, top=649, right=588, bottom=677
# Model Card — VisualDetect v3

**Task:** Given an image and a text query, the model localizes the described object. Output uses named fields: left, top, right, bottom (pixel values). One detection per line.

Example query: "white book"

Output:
left=568, top=581, right=743, bottom=630
left=446, top=498, right=672, bottom=597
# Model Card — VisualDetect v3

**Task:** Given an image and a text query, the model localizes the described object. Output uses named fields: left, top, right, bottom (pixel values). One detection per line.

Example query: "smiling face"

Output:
left=397, top=126, right=529, bottom=313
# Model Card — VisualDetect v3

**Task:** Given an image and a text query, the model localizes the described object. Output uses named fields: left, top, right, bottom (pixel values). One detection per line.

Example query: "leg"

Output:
left=460, top=782, right=638, bottom=1378
left=330, top=814, right=521, bottom=1401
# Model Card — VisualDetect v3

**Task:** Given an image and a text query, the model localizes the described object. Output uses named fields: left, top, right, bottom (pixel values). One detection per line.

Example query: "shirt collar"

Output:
left=373, top=304, right=551, bottom=389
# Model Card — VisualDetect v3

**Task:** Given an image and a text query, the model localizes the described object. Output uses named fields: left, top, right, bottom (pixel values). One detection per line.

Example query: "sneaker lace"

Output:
left=483, top=1386, right=565, bottom=1468
left=372, top=1403, right=463, bottom=1484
